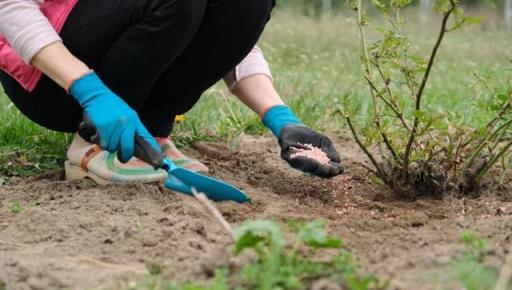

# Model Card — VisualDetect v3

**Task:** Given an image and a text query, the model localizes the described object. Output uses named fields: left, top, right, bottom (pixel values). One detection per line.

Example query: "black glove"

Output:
left=278, top=125, right=343, bottom=178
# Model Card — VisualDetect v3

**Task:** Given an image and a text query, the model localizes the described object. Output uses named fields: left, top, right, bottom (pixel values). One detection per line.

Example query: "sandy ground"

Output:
left=1, top=134, right=511, bottom=290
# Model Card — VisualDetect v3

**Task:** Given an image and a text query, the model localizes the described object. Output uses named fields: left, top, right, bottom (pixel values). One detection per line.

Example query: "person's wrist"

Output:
left=31, top=42, right=91, bottom=89
left=262, top=105, right=302, bottom=137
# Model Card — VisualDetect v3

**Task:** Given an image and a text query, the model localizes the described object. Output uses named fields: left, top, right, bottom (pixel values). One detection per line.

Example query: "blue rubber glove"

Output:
left=262, top=105, right=343, bottom=178
left=70, top=72, right=161, bottom=163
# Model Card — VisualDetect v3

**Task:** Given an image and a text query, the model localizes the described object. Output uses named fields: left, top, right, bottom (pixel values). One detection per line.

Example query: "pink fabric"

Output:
left=0, top=0, right=272, bottom=93
left=0, top=0, right=78, bottom=91
left=223, top=46, right=273, bottom=91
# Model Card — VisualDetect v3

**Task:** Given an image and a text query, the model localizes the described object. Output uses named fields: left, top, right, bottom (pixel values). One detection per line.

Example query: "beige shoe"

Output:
left=156, top=137, right=209, bottom=173
left=65, top=134, right=167, bottom=185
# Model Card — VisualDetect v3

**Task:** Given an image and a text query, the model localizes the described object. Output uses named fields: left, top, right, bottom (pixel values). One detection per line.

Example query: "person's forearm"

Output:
left=31, top=42, right=91, bottom=89
left=231, top=74, right=285, bottom=117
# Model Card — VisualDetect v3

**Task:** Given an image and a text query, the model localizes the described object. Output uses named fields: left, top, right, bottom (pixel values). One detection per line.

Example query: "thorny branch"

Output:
left=356, top=0, right=380, bottom=123
left=355, top=0, right=405, bottom=167
left=370, top=61, right=411, bottom=132
left=402, top=0, right=457, bottom=179
left=343, top=113, right=385, bottom=179
left=362, top=76, right=404, bottom=162
left=476, top=141, right=512, bottom=183
left=462, top=117, right=512, bottom=176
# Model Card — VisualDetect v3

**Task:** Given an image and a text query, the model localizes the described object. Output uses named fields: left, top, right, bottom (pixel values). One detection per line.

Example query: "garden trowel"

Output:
left=80, top=117, right=250, bottom=203
left=133, top=135, right=250, bottom=203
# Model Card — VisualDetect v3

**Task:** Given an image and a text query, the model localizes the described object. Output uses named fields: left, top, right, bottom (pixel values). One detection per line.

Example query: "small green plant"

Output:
left=146, top=262, right=164, bottom=276
left=9, top=201, right=24, bottom=214
left=459, top=230, right=489, bottom=258
left=234, top=220, right=387, bottom=290
left=338, top=0, right=512, bottom=197
left=450, top=231, right=499, bottom=290
left=129, top=269, right=229, bottom=290
left=129, top=221, right=387, bottom=290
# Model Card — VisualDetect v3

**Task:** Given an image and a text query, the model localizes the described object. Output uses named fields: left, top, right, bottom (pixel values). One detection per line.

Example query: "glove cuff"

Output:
left=66, top=69, right=94, bottom=95
left=69, top=71, right=108, bottom=107
left=262, top=105, right=302, bottom=137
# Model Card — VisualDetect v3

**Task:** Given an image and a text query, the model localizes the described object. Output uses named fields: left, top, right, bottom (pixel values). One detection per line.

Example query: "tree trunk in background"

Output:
left=322, top=0, right=332, bottom=17
left=419, top=0, right=433, bottom=13
left=506, top=0, right=512, bottom=30
left=419, top=0, right=433, bottom=22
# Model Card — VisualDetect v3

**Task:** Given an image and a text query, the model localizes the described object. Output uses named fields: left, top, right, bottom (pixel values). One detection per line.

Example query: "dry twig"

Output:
left=191, top=188, right=236, bottom=241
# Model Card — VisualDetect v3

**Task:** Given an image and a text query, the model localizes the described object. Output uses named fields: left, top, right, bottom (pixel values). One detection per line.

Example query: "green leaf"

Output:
left=235, top=220, right=286, bottom=254
left=296, top=221, right=343, bottom=249
left=210, top=268, right=229, bottom=290
left=9, top=201, right=24, bottom=214
left=146, top=262, right=163, bottom=276
left=497, top=94, right=509, bottom=102
left=465, top=16, right=481, bottom=24
left=454, top=260, right=497, bottom=290
left=413, top=110, right=426, bottom=121
left=235, top=231, right=265, bottom=254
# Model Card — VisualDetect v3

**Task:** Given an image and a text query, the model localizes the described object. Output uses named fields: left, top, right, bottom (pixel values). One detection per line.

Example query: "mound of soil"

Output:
left=1, top=134, right=511, bottom=290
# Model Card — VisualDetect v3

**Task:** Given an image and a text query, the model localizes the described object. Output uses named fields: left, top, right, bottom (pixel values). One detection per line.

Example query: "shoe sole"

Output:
left=65, top=161, right=113, bottom=185
left=65, top=161, right=164, bottom=185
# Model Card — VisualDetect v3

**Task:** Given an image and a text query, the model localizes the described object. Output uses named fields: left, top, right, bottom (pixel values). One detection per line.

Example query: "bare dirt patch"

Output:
left=1, top=134, right=511, bottom=290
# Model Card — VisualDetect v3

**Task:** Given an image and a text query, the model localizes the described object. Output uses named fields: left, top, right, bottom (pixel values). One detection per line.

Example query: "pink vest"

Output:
left=0, top=0, right=78, bottom=92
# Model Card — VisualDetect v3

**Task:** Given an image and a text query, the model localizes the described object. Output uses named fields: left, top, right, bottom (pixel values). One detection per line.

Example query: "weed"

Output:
left=146, top=263, right=164, bottom=276
left=129, top=221, right=387, bottom=290
left=459, top=230, right=489, bottom=258
left=9, top=201, right=24, bottom=214
left=234, top=220, right=384, bottom=290
left=129, top=269, right=229, bottom=290
left=449, top=231, right=499, bottom=290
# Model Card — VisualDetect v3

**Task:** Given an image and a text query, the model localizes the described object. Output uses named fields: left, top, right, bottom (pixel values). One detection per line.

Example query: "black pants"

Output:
left=0, top=0, right=274, bottom=137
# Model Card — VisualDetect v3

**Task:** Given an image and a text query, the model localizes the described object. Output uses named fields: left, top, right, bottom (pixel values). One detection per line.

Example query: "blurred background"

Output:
left=276, top=0, right=512, bottom=29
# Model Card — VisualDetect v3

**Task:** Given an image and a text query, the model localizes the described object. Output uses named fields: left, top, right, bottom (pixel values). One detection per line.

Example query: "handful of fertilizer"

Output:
left=289, top=143, right=330, bottom=165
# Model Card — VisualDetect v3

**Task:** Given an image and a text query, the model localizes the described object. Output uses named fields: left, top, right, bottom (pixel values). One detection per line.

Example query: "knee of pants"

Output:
left=151, top=0, right=208, bottom=33
left=241, top=0, right=276, bottom=28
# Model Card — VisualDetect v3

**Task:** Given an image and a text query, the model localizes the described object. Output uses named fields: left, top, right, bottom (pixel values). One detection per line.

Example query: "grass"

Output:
left=0, top=9, right=511, bottom=176
left=0, top=94, right=71, bottom=176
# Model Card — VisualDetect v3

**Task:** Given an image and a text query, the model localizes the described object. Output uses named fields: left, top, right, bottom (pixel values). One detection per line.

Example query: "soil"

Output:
left=1, top=133, right=511, bottom=290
